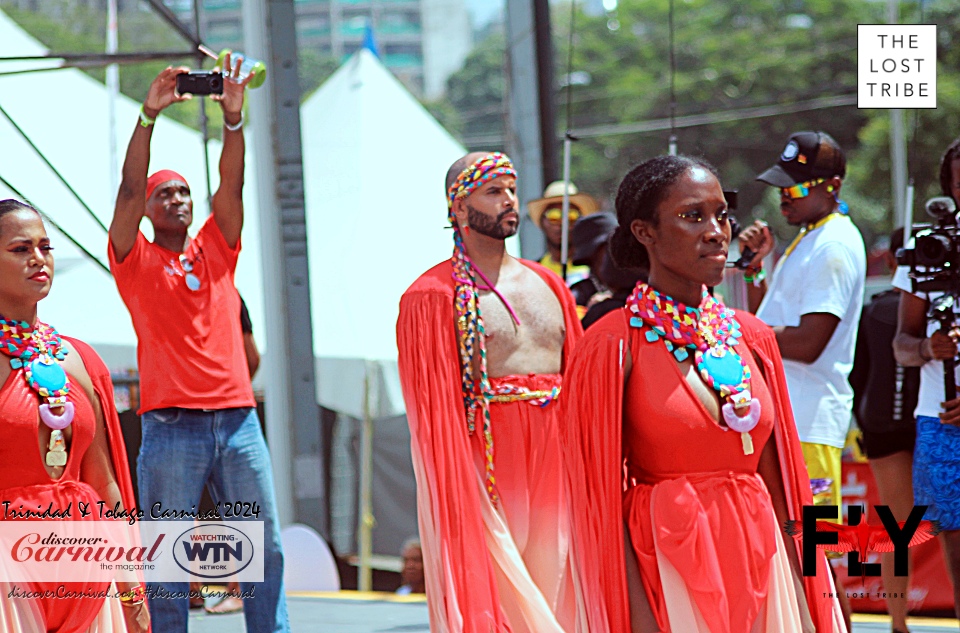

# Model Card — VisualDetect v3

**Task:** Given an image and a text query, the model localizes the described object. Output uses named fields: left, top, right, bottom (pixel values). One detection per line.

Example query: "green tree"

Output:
left=443, top=32, right=507, bottom=147
left=846, top=0, right=960, bottom=241
left=553, top=0, right=885, bottom=222
left=439, top=0, right=960, bottom=251
left=298, top=48, right=340, bottom=100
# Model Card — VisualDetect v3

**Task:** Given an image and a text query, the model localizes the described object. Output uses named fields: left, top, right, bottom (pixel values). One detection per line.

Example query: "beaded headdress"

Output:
left=447, top=152, right=516, bottom=503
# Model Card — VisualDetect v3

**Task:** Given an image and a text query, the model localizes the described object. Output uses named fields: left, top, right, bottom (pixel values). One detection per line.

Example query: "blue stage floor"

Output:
left=186, top=591, right=959, bottom=632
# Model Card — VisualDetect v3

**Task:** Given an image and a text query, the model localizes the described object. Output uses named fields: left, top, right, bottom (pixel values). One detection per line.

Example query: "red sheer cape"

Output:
left=396, top=259, right=582, bottom=632
left=64, top=337, right=141, bottom=632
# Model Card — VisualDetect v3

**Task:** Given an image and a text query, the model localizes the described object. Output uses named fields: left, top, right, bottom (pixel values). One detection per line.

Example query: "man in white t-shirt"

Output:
left=739, top=131, right=865, bottom=630
left=738, top=131, right=866, bottom=513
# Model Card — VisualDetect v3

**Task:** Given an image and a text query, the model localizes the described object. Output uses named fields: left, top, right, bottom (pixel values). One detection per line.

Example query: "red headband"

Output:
left=146, top=170, right=189, bottom=201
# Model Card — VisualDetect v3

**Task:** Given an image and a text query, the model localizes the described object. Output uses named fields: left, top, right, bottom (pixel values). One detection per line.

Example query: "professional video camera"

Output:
left=896, top=195, right=960, bottom=399
left=897, top=196, right=960, bottom=292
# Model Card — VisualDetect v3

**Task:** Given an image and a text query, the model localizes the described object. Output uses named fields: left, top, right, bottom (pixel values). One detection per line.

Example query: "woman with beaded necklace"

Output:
left=560, top=156, right=844, bottom=632
left=0, top=200, right=146, bottom=632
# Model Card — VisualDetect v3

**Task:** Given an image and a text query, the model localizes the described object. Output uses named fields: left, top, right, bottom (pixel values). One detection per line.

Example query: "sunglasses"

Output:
left=780, top=178, right=826, bottom=200
left=543, top=207, right=582, bottom=224
left=178, top=246, right=203, bottom=291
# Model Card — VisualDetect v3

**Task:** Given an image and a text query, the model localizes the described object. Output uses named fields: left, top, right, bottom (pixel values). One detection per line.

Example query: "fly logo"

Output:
left=173, top=524, right=255, bottom=579
left=786, top=505, right=940, bottom=578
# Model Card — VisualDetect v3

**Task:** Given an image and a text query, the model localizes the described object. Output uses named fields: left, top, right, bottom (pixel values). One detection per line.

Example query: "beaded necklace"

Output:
left=626, top=282, right=760, bottom=455
left=0, top=317, right=73, bottom=467
left=448, top=152, right=517, bottom=504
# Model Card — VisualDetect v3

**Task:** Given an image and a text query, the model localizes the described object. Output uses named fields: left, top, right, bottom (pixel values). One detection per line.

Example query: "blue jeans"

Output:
left=139, top=407, right=290, bottom=632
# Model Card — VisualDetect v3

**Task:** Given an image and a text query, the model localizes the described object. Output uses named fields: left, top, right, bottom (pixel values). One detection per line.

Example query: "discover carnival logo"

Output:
left=0, top=520, right=265, bottom=583
left=173, top=524, right=255, bottom=580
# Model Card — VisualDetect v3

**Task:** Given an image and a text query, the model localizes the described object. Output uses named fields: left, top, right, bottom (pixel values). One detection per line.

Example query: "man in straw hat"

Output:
left=397, top=152, right=582, bottom=632
left=528, top=180, right=600, bottom=285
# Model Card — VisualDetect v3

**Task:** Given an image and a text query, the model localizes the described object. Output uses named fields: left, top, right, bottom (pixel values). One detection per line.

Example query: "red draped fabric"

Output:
left=0, top=337, right=139, bottom=632
left=397, top=260, right=582, bottom=632
left=560, top=307, right=842, bottom=632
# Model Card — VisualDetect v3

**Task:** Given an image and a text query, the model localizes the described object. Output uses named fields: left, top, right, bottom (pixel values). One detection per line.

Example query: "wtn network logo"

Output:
left=173, top=524, right=256, bottom=580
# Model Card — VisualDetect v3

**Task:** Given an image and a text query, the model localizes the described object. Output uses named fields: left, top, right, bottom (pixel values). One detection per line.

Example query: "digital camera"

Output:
left=175, top=71, right=224, bottom=96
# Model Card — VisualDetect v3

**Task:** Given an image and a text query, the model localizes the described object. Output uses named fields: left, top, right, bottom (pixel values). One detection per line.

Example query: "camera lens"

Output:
left=210, top=75, right=223, bottom=92
left=916, top=234, right=951, bottom=267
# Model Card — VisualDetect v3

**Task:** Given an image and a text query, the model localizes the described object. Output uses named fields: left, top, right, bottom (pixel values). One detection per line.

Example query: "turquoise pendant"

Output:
left=29, top=357, right=67, bottom=392
left=699, top=346, right=744, bottom=387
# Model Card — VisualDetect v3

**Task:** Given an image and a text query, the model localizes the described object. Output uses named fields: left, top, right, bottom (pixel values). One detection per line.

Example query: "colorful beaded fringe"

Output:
left=448, top=152, right=517, bottom=504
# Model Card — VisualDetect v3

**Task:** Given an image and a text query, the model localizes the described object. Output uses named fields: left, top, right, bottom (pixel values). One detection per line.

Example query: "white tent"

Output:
left=0, top=8, right=267, bottom=369
left=0, top=11, right=486, bottom=564
left=301, top=49, right=508, bottom=419
left=0, top=19, right=496, bottom=418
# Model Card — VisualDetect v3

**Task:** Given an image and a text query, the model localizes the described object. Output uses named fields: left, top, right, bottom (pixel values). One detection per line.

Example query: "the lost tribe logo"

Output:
left=786, top=504, right=940, bottom=578
left=173, top=524, right=255, bottom=580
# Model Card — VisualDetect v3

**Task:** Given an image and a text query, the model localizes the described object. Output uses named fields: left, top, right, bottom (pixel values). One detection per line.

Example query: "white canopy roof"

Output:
left=301, top=49, right=483, bottom=362
left=0, top=13, right=503, bottom=415
left=0, top=8, right=265, bottom=367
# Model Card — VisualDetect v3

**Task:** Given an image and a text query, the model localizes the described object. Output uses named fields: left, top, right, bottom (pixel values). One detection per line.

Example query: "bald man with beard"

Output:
left=396, top=152, right=582, bottom=632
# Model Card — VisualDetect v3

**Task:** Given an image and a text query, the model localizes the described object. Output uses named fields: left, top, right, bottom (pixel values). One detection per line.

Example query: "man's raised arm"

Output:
left=110, top=66, right=189, bottom=263
left=211, top=53, right=254, bottom=249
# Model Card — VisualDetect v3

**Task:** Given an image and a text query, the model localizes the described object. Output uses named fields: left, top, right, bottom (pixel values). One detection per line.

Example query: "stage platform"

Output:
left=186, top=591, right=959, bottom=632
left=190, top=591, right=428, bottom=632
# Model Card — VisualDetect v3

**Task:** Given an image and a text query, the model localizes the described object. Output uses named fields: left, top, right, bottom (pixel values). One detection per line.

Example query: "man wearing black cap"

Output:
left=569, top=212, right=617, bottom=310
left=739, top=131, right=865, bottom=630
left=739, top=130, right=866, bottom=517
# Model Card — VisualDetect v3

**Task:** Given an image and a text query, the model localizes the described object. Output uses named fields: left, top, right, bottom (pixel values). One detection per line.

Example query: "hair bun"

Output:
left=609, top=225, right=648, bottom=269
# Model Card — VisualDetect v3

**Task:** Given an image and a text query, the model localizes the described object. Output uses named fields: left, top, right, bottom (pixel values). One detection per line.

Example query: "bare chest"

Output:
left=475, top=269, right=566, bottom=375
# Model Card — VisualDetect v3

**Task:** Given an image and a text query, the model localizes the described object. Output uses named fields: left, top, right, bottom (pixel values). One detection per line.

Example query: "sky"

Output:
left=465, top=0, right=504, bottom=28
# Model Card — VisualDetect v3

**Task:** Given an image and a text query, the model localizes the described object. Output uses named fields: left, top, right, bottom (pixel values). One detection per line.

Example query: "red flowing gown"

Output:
left=561, top=307, right=844, bottom=632
left=0, top=338, right=138, bottom=633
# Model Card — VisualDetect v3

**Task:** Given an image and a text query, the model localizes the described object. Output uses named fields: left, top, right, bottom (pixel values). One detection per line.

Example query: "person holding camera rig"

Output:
left=108, top=59, right=290, bottom=632
left=850, top=228, right=920, bottom=633
left=892, top=136, right=960, bottom=622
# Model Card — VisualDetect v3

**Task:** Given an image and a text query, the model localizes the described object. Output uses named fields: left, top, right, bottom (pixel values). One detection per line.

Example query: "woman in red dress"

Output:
left=0, top=199, right=147, bottom=632
left=561, top=157, right=844, bottom=632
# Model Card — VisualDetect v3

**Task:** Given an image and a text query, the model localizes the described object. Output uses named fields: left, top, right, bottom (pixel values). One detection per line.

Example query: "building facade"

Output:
left=168, top=0, right=471, bottom=98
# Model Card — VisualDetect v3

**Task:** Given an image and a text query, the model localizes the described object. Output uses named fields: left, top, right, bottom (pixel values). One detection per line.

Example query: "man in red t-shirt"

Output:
left=108, top=61, right=288, bottom=633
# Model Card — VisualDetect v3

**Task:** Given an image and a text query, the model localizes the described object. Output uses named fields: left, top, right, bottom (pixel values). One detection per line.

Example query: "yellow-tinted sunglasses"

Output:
left=781, top=178, right=826, bottom=200
left=543, top=207, right=582, bottom=224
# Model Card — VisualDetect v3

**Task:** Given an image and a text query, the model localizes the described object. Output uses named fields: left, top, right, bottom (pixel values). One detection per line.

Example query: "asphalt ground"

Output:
left=183, top=591, right=960, bottom=632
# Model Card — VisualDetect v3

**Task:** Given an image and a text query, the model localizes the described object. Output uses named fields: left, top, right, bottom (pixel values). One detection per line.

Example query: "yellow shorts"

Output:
left=800, top=442, right=843, bottom=525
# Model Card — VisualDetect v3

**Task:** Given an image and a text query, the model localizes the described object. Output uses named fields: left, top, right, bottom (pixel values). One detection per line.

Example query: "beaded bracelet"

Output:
left=139, top=106, right=156, bottom=128
left=743, top=268, right=767, bottom=286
